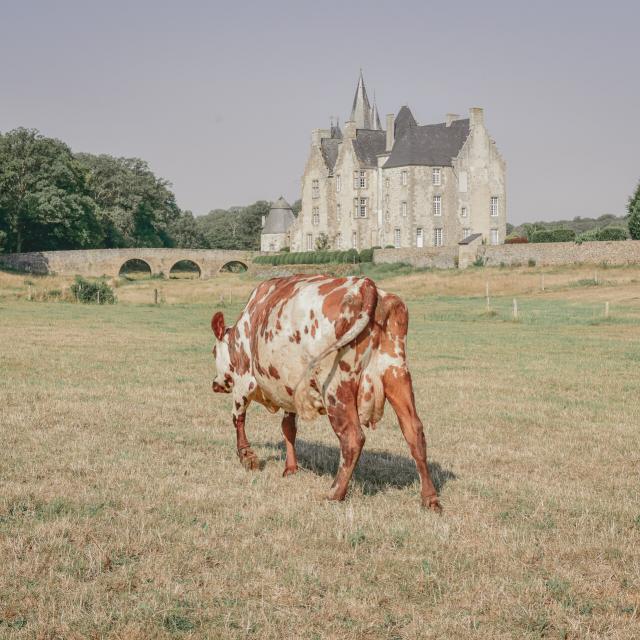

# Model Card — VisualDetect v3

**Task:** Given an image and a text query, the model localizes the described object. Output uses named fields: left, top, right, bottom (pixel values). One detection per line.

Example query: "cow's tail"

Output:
left=294, top=277, right=378, bottom=421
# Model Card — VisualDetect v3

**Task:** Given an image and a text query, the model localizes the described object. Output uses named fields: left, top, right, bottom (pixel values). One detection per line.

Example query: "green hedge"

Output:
left=594, top=227, right=628, bottom=241
left=530, top=229, right=576, bottom=243
left=254, top=249, right=361, bottom=266
left=70, top=276, right=116, bottom=304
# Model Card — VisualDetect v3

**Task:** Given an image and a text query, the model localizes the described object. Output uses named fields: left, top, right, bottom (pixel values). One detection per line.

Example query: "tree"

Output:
left=196, top=201, right=270, bottom=250
left=291, top=199, right=302, bottom=216
left=0, top=128, right=101, bottom=252
left=76, top=153, right=181, bottom=247
left=315, top=232, right=330, bottom=250
left=628, top=181, right=640, bottom=240
left=168, top=210, right=206, bottom=248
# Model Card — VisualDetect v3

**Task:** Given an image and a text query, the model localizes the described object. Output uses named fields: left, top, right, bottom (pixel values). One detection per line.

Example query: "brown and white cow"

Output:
left=211, top=274, right=441, bottom=511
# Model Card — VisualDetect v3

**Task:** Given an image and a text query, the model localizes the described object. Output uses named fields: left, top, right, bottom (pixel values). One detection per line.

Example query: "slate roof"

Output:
left=458, top=233, right=483, bottom=245
left=384, top=118, right=470, bottom=169
left=262, top=197, right=295, bottom=235
left=321, top=137, right=341, bottom=171
left=350, top=71, right=372, bottom=129
left=394, top=105, right=417, bottom=139
left=352, top=129, right=386, bottom=167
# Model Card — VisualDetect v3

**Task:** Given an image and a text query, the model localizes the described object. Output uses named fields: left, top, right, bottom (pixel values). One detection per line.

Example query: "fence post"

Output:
left=97, top=290, right=100, bottom=305
left=513, top=298, right=518, bottom=320
left=485, top=282, right=490, bottom=311
left=605, top=301, right=609, bottom=318
left=28, top=284, right=32, bottom=301
left=594, top=271, right=598, bottom=285
left=541, top=274, right=545, bottom=292
left=154, top=288, right=158, bottom=305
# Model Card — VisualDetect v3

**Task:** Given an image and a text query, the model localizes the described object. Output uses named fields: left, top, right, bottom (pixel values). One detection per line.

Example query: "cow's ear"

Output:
left=211, top=311, right=226, bottom=340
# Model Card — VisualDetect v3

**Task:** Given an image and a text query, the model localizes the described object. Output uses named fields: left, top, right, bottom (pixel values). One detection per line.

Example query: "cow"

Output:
left=210, top=274, right=441, bottom=511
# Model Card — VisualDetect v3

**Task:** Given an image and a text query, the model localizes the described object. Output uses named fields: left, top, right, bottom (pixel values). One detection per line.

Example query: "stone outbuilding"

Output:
left=260, top=197, right=295, bottom=252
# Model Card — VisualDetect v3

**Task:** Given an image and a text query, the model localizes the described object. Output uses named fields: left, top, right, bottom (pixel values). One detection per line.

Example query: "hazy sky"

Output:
left=2, top=0, right=639, bottom=224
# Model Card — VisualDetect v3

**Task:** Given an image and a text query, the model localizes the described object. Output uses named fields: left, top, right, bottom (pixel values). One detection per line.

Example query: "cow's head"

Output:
left=211, top=311, right=233, bottom=393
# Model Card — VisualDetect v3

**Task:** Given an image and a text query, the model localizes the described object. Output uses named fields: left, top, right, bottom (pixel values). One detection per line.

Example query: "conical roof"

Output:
left=262, top=197, right=295, bottom=235
left=394, top=105, right=417, bottom=139
left=350, top=71, right=372, bottom=129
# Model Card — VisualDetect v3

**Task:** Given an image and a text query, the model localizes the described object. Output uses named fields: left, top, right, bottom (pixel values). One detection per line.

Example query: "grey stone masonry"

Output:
left=0, top=248, right=260, bottom=279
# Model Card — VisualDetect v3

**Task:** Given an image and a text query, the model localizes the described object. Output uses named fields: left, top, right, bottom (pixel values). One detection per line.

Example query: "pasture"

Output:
left=1, top=264, right=639, bottom=639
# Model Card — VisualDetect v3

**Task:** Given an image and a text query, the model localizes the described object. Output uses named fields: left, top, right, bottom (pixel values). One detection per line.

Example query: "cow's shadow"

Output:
left=259, top=439, right=456, bottom=496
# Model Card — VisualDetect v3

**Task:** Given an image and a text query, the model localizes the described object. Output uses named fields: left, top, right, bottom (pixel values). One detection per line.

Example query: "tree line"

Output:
left=0, top=128, right=299, bottom=254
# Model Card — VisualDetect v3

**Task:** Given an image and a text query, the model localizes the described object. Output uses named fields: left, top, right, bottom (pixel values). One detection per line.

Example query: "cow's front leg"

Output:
left=281, top=412, right=299, bottom=477
left=233, top=409, right=260, bottom=471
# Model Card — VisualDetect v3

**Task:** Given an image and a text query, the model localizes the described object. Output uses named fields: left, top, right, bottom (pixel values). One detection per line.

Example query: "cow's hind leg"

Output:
left=384, top=367, right=441, bottom=512
left=233, top=410, right=260, bottom=471
left=281, top=412, right=299, bottom=477
left=326, top=386, right=365, bottom=501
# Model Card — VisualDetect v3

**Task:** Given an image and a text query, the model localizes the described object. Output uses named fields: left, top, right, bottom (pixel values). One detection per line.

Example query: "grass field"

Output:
left=1, top=265, right=640, bottom=639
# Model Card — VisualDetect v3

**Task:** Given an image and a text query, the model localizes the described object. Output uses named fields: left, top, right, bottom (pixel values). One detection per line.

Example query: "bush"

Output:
left=279, top=246, right=290, bottom=252
left=530, top=229, right=575, bottom=243
left=359, top=248, right=374, bottom=263
left=596, top=227, right=628, bottom=241
left=505, top=235, right=528, bottom=244
left=70, top=276, right=116, bottom=304
left=384, top=244, right=395, bottom=249
left=528, top=259, right=536, bottom=267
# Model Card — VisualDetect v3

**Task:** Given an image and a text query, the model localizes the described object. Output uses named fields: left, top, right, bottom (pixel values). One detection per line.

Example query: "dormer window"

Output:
left=312, top=179, right=319, bottom=199
left=401, top=170, right=408, bottom=186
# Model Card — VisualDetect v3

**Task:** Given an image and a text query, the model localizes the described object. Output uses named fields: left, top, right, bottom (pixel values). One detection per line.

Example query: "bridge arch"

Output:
left=119, top=258, right=153, bottom=279
left=169, top=259, right=202, bottom=279
left=219, top=260, right=248, bottom=273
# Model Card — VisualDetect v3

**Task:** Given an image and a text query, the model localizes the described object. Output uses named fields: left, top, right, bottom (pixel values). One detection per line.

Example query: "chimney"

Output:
left=469, top=107, right=484, bottom=128
left=446, top=113, right=460, bottom=127
left=311, top=128, right=330, bottom=146
left=343, top=120, right=357, bottom=139
left=386, top=114, right=395, bottom=151
left=261, top=215, right=266, bottom=228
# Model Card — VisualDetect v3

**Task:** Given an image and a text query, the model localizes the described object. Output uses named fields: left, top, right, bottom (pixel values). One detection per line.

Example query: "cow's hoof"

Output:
left=238, top=448, right=260, bottom=471
left=422, top=495, right=442, bottom=513
left=282, top=465, right=298, bottom=477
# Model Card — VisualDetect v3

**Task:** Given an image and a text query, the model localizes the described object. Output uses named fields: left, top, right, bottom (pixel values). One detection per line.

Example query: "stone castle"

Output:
left=262, top=72, right=506, bottom=252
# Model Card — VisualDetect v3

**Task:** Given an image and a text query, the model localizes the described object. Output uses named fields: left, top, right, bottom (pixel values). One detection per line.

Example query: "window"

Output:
left=433, top=228, right=443, bottom=247
left=401, top=201, right=408, bottom=217
left=336, top=203, right=341, bottom=221
left=336, top=175, right=341, bottom=193
left=394, top=228, right=401, bottom=248
left=312, top=179, right=319, bottom=199
left=336, top=232, right=342, bottom=249
left=416, top=227, right=424, bottom=247
left=351, top=231, right=358, bottom=249
left=354, top=171, right=367, bottom=189
left=306, top=234, right=313, bottom=250
left=432, top=168, right=441, bottom=186
left=433, top=195, right=442, bottom=216
left=490, top=228, right=499, bottom=245
left=312, top=207, right=319, bottom=226
left=401, top=170, right=408, bottom=186
left=355, top=197, right=367, bottom=218
left=461, top=206, right=468, bottom=218
left=463, top=228, right=471, bottom=239
left=385, top=177, right=390, bottom=190
left=490, top=196, right=499, bottom=217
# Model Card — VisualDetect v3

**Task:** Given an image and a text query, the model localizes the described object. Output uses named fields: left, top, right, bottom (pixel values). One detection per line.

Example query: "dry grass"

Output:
left=1, top=265, right=639, bottom=638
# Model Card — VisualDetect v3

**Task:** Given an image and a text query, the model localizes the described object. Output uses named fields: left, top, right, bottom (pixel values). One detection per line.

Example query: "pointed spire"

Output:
left=370, top=92, right=382, bottom=130
left=350, top=70, right=372, bottom=129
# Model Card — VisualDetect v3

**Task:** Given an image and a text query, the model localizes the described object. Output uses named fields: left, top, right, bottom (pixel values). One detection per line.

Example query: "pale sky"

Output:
left=2, top=0, right=639, bottom=224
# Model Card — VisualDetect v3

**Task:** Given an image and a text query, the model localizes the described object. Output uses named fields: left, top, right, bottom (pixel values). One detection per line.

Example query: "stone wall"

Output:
left=373, top=246, right=459, bottom=269
left=0, top=248, right=260, bottom=279
left=373, top=240, right=640, bottom=270
left=479, top=240, right=640, bottom=267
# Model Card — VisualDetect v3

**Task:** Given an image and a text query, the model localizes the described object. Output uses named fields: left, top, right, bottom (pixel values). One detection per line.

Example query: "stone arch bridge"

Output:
left=0, top=248, right=260, bottom=279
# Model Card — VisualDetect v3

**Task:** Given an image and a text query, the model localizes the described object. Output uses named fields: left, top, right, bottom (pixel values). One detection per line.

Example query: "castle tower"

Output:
left=350, top=70, right=372, bottom=129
